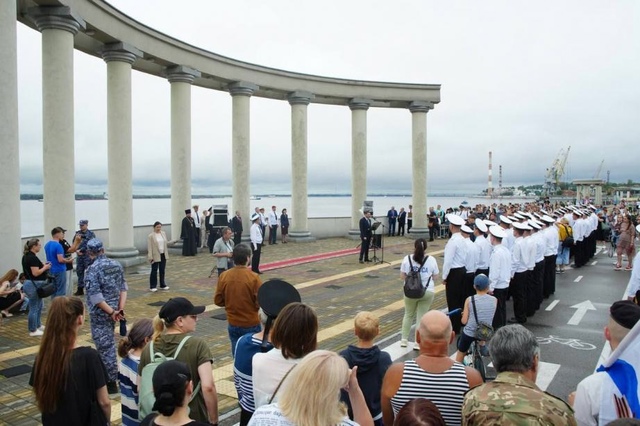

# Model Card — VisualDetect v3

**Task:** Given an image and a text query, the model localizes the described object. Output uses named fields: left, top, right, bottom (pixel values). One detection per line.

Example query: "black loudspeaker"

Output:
left=212, top=205, right=229, bottom=227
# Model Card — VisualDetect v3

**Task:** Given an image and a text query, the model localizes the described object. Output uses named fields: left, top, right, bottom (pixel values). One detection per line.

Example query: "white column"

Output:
left=0, top=0, right=21, bottom=272
left=288, top=91, right=314, bottom=241
left=408, top=101, right=434, bottom=239
left=348, top=99, right=372, bottom=237
left=166, top=66, right=200, bottom=240
left=102, top=43, right=142, bottom=261
left=29, top=6, right=85, bottom=239
left=229, top=81, right=258, bottom=238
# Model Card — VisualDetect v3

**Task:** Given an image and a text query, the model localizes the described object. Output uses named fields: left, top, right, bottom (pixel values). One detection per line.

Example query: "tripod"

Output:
left=375, top=224, right=390, bottom=265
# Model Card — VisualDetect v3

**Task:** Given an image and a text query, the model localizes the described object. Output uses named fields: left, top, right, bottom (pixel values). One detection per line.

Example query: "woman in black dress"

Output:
left=280, top=208, right=290, bottom=244
left=30, top=297, right=111, bottom=425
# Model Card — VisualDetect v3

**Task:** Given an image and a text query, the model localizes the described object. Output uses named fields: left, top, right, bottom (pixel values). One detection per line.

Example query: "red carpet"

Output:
left=261, top=247, right=359, bottom=272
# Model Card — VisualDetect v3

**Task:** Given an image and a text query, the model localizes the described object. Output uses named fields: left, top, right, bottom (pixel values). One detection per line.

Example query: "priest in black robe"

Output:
left=181, top=209, right=198, bottom=256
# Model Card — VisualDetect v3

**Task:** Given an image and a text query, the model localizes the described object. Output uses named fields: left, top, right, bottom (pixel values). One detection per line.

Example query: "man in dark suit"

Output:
left=398, top=207, right=407, bottom=236
left=359, top=211, right=373, bottom=263
left=387, top=206, right=398, bottom=236
left=230, top=210, right=243, bottom=245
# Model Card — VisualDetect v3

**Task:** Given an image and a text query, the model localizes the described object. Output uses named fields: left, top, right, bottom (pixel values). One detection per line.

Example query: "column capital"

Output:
left=409, top=101, right=434, bottom=114
left=228, top=81, right=259, bottom=97
left=349, top=98, right=373, bottom=111
left=164, top=65, right=201, bottom=84
left=288, top=91, right=314, bottom=106
left=27, top=6, right=86, bottom=35
left=101, top=42, right=142, bottom=64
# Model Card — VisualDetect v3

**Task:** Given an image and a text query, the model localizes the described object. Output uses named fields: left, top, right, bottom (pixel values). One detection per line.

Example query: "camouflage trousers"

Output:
left=90, top=314, right=117, bottom=382
left=76, top=255, right=91, bottom=289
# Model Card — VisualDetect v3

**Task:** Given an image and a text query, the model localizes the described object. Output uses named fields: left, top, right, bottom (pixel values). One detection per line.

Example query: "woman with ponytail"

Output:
left=30, top=296, right=111, bottom=425
left=139, top=360, right=210, bottom=426
left=399, top=238, right=439, bottom=349
left=119, top=318, right=154, bottom=425
left=21, top=238, right=51, bottom=336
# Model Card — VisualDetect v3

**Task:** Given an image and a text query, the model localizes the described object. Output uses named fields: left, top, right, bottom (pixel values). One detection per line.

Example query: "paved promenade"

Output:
left=0, top=235, right=449, bottom=425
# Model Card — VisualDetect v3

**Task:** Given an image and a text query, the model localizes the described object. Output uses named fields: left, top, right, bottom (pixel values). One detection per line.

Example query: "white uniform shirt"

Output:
left=250, top=223, right=263, bottom=249
left=475, top=235, right=492, bottom=270
left=193, top=210, right=201, bottom=229
left=534, top=232, right=546, bottom=263
left=464, top=238, right=479, bottom=273
left=511, top=237, right=528, bottom=276
left=489, top=244, right=511, bottom=291
left=544, top=225, right=559, bottom=256
left=502, top=226, right=515, bottom=252
left=573, top=218, right=586, bottom=242
left=267, top=210, right=279, bottom=227
left=573, top=371, right=607, bottom=426
left=625, top=253, right=640, bottom=298
left=442, top=233, right=467, bottom=280
left=523, top=235, right=536, bottom=270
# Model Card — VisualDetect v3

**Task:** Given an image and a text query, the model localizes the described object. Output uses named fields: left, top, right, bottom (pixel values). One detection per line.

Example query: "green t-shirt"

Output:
left=138, top=333, right=213, bottom=423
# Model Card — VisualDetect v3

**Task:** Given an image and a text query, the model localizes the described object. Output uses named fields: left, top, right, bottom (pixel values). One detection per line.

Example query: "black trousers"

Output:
left=492, top=287, right=508, bottom=328
left=408, top=219, right=413, bottom=232
left=534, top=260, right=545, bottom=310
left=575, top=240, right=585, bottom=267
left=359, top=237, right=370, bottom=261
left=239, top=408, right=254, bottom=426
left=543, top=255, right=556, bottom=298
left=233, top=232, right=242, bottom=246
left=251, top=243, right=262, bottom=273
left=149, top=254, right=166, bottom=289
left=476, top=268, right=490, bottom=277
left=445, top=267, right=467, bottom=333
left=464, top=272, right=476, bottom=299
left=512, top=271, right=528, bottom=323
left=398, top=222, right=405, bottom=236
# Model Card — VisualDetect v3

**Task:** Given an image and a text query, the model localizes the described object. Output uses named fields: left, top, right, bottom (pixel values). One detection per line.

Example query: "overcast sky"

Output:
left=16, top=0, right=640, bottom=195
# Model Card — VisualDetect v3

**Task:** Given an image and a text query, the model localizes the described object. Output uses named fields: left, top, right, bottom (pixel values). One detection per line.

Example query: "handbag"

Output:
left=471, top=295, right=494, bottom=341
left=36, top=281, right=55, bottom=298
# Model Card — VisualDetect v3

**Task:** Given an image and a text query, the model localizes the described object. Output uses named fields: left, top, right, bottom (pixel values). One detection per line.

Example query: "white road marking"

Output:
left=574, top=275, right=583, bottom=282
left=591, top=261, right=597, bottom=266
left=567, top=300, right=596, bottom=326
left=536, top=362, right=562, bottom=391
left=546, top=300, right=560, bottom=311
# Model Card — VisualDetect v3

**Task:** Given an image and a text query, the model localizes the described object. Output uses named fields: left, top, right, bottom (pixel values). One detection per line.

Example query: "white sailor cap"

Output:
left=636, top=224, right=640, bottom=234
left=524, top=213, right=534, bottom=219
left=489, top=225, right=506, bottom=239
left=499, top=216, right=513, bottom=225
left=533, top=212, right=542, bottom=219
left=508, top=216, right=519, bottom=222
left=541, top=215, right=555, bottom=223
left=461, top=225, right=474, bottom=234
left=528, top=220, right=541, bottom=230
left=447, top=214, right=465, bottom=226
left=483, top=219, right=497, bottom=227
left=514, top=213, right=525, bottom=220
left=572, top=210, right=583, bottom=216
left=535, top=219, right=545, bottom=227
left=251, top=213, right=260, bottom=221
left=513, top=222, right=532, bottom=231
left=516, top=211, right=526, bottom=216
left=540, top=209, right=549, bottom=215
left=475, top=219, right=488, bottom=233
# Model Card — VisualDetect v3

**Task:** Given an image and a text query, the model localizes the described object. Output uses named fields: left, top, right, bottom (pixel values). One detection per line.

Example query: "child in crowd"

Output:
left=340, top=311, right=392, bottom=426
left=455, top=274, right=497, bottom=363
left=118, top=318, right=154, bottom=426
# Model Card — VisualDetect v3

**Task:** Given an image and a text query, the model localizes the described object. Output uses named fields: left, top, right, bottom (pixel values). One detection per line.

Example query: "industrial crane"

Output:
left=543, top=146, right=571, bottom=196
left=593, top=160, right=605, bottom=180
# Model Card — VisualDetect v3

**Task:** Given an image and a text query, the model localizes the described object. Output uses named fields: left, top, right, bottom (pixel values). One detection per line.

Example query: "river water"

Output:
left=20, top=195, right=531, bottom=237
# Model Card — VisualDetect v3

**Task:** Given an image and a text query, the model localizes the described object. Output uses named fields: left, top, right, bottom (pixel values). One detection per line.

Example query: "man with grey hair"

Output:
left=462, top=324, right=576, bottom=425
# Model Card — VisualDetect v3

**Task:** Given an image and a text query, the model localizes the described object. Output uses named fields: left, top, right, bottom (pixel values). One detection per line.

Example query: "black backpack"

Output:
left=404, top=255, right=430, bottom=299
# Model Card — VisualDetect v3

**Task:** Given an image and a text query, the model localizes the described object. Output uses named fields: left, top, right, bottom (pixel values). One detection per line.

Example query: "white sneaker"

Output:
left=38, top=326, right=45, bottom=331
left=150, top=288, right=158, bottom=292
left=29, top=329, right=44, bottom=337
left=160, top=286, right=170, bottom=290
left=400, top=339, right=407, bottom=347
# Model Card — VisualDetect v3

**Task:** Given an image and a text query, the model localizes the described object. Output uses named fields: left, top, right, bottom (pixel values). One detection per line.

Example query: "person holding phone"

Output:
left=84, top=238, right=128, bottom=395
left=21, top=239, right=51, bottom=337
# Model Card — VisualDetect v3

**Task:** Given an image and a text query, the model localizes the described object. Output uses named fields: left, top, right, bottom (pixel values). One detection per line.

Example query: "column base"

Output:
left=105, top=247, right=145, bottom=267
left=347, top=229, right=361, bottom=240
left=288, top=231, right=316, bottom=243
left=406, top=227, right=430, bottom=240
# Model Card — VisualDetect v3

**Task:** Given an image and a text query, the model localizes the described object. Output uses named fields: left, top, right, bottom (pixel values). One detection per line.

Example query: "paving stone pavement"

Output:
left=0, top=235, right=450, bottom=425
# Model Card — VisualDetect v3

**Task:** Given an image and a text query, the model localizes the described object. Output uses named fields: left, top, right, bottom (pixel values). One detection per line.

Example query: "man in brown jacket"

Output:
left=214, top=243, right=262, bottom=357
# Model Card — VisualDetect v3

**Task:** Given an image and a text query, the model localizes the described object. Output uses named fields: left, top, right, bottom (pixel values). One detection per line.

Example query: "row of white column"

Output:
left=0, top=3, right=433, bottom=271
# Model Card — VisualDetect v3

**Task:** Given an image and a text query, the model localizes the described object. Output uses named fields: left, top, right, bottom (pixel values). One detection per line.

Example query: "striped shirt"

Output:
left=463, top=294, right=497, bottom=337
left=390, top=360, right=469, bottom=426
left=234, top=334, right=273, bottom=412
left=118, top=353, right=140, bottom=425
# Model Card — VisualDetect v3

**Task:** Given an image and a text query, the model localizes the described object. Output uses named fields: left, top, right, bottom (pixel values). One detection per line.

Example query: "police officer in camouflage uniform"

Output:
left=73, top=219, right=96, bottom=296
left=462, top=324, right=576, bottom=425
left=85, top=238, right=128, bottom=394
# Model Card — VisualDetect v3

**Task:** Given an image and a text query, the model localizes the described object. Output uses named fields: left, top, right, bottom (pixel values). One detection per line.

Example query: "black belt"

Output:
left=451, top=267, right=465, bottom=271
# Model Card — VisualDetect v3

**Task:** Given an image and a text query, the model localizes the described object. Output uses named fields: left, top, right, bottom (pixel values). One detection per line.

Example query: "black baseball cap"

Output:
left=159, top=297, right=205, bottom=323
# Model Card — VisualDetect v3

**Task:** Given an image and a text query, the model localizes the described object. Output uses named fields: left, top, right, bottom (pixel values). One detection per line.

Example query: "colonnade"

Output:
left=0, top=1, right=437, bottom=271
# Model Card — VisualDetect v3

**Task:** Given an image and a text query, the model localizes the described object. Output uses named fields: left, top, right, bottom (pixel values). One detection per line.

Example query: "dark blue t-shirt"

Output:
left=44, top=240, right=66, bottom=273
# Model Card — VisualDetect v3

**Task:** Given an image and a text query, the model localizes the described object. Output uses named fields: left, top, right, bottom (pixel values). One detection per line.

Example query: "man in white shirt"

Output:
left=542, top=216, right=559, bottom=298
left=461, top=225, right=479, bottom=300
left=192, top=205, right=202, bottom=249
left=572, top=211, right=587, bottom=268
left=267, top=205, right=279, bottom=245
left=250, top=213, right=264, bottom=274
left=499, top=216, right=515, bottom=252
left=488, top=226, right=511, bottom=328
left=509, top=222, right=530, bottom=324
left=474, top=220, right=491, bottom=277
left=442, top=214, right=468, bottom=334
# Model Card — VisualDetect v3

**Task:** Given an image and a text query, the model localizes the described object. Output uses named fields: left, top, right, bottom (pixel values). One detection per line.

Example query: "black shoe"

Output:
left=107, top=381, right=118, bottom=395
left=508, top=317, right=526, bottom=324
left=365, top=259, right=372, bottom=263
left=74, top=288, right=84, bottom=296
left=359, top=260, right=364, bottom=264
left=256, top=271, right=263, bottom=275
